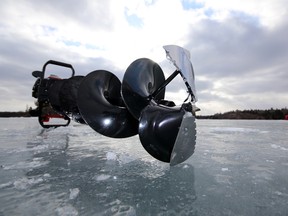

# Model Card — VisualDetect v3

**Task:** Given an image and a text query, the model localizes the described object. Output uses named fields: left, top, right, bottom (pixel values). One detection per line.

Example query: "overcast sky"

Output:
left=0, top=0, right=287, bottom=115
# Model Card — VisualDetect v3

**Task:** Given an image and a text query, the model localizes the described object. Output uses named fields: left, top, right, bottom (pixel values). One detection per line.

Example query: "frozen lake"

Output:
left=0, top=118, right=287, bottom=216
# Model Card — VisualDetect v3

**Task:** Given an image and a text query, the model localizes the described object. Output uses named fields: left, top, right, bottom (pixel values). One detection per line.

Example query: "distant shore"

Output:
left=1, top=108, right=287, bottom=120
left=0, top=111, right=31, bottom=118
left=197, top=108, right=288, bottom=120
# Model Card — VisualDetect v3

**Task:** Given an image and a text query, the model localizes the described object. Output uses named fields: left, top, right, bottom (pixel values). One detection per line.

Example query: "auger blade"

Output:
left=139, top=105, right=196, bottom=165
left=122, top=58, right=166, bottom=120
left=163, top=45, right=197, bottom=102
left=170, top=112, right=196, bottom=166
left=138, top=105, right=185, bottom=163
left=77, top=70, right=138, bottom=138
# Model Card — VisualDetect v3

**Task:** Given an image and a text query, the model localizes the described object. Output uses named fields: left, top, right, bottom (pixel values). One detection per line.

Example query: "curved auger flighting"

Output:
left=30, top=45, right=200, bottom=166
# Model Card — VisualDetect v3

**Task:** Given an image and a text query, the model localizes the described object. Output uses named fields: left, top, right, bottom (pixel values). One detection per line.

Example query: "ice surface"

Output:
left=0, top=118, right=288, bottom=215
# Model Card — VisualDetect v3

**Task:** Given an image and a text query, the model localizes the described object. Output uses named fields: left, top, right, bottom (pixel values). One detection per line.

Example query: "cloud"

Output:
left=0, top=0, right=287, bottom=115
left=185, top=12, right=288, bottom=113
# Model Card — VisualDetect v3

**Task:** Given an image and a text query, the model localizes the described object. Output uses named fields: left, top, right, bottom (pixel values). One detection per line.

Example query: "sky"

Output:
left=0, top=0, right=287, bottom=115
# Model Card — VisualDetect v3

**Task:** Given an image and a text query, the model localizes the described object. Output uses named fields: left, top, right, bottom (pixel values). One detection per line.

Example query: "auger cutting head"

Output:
left=30, top=45, right=199, bottom=165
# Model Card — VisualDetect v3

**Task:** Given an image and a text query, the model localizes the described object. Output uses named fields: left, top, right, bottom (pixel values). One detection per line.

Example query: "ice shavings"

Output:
left=183, top=164, right=189, bottom=169
left=13, top=177, right=44, bottom=190
left=110, top=205, right=136, bottom=216
left=271, top=144, right=288, bottom=151
left=43, top=173, right=51, bottom=178
left=55, top=204, right=78, bottom=216
left=69, top=188, right=80, bottom=200
left=274, top=191, right=288, bottom=197
left=215, top=174, right=232, bottom=185
left=266, top=159, right=275, bottom=163
left=3, top=158, right=49, bottom=170
left=106, top=151, right=137, bottom=165
left=118, top=153, right=136, bottom=165
left=105, top=200, right=136, bottom=216
left=106, top=152, right=117, bottom=160
left=251, top=168, right=274, bottom=184
left=0, top=173, right=51, bottom=190
left=93, top=174, right=111, bottom=181
left=0, top=181, right=13, bottom=189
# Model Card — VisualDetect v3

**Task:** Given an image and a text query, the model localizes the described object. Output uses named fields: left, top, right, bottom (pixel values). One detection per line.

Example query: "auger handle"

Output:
left=41, top=60, right=75, bottom=79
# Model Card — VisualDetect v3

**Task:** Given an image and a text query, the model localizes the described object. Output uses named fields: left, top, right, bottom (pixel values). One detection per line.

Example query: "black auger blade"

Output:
left=77, top=70, right=138, bottom=138
left=138, top=105, right=196, bottom=165
left=138, top=105, right=184, bottom=163
left=122, top=58, right=166, bottom=120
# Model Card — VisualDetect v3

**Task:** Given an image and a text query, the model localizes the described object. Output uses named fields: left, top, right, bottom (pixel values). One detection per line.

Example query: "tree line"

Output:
left=0, top=106, right=33, bottom=117
left=197, top=108, right=288, bottom=120
left=1, top=107, right=288, bottom=120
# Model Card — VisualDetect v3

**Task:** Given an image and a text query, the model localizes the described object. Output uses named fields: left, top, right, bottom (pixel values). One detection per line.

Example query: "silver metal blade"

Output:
left=170, top=112, right=196, bottom=166
left=163, top=45, right=197, bottom=102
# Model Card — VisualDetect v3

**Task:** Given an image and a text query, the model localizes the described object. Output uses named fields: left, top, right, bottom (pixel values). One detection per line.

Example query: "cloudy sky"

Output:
left=0, top=0, right=287, bottom=115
